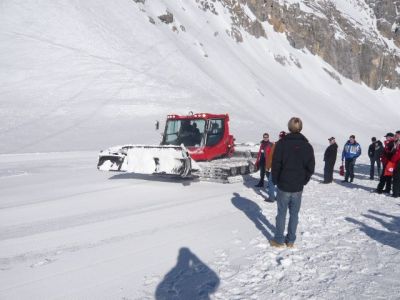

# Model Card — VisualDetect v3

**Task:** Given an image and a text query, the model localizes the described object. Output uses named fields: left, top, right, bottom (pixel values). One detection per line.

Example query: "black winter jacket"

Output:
left=272, top=133, right=315, bottom=193
left=324, top=143, right=338, bottom=165
left=368, top=141, right=383, bottom=160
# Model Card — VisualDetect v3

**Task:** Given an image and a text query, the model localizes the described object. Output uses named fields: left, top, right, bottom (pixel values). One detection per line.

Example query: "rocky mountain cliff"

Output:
left=192, top=0, right=400, bottom=89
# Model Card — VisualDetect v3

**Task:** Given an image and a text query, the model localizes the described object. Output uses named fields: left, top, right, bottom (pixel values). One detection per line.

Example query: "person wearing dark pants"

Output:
left=255, top=133, right=273, bottom=187
left=368, top=137, right=383, bottom=180
left=323, top=137, right=338, bottom=183
left=341, top=135, right=361, bottom=183
left=377, top=132, right=395, bottom=194
left=392, top=163, right=400, bottom=197
left=344, top=158, right=357, bottom=182
left=390, top=131, right=400, bottom=197
left=270, top=117, right=315, bottom=248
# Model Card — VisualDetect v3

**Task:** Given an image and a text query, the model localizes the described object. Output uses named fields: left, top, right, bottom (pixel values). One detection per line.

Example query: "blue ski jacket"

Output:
left=342, top=141, right=361, bottom=160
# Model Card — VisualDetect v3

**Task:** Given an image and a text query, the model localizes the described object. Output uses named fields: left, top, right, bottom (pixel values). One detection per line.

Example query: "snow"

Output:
left=333, top=0, right=375, bottom=30
left=281, top=0, right=327, bottom=18
left=1, top=151, right=400, bottom=299
left=1, top=0, right=400, bottom=299
left=243, top=4, right=258, bottom=22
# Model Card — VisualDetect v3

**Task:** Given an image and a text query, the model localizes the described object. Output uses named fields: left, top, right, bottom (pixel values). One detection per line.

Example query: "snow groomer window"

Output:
left=206, top=119, right=224, bottom=146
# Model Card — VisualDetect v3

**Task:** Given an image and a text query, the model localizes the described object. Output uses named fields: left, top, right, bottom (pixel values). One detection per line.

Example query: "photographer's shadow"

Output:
left=155, top=247, right=220, bottom=300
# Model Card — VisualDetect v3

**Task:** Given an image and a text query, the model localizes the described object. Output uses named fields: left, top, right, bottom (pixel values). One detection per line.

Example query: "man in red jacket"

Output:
left=391, top=131, right=400, bottom=197
left=376, top=132, right=395, bottom=194
left=254, top=133, right=273, bottom=187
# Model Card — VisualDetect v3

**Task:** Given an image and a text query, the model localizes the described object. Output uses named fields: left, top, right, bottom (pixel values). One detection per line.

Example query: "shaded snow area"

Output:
left=1, top=0, right=400, bottom=299
left=1, top=152, right=400, bottom=299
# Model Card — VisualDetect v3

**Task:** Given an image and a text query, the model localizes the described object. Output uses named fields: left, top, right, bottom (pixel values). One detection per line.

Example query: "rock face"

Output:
left=144, top=0, right=400, bottom=89
left=158, top=11, right=174, bottom=24
left=223, top=0, right=400, bottom=89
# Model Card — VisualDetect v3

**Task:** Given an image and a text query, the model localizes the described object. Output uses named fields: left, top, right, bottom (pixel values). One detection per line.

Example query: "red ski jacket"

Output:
left=381, top=138, right=395, bottom=165
left=255, top=141, right=273, bottom=169
left=390, top=142, right=400, bottom=165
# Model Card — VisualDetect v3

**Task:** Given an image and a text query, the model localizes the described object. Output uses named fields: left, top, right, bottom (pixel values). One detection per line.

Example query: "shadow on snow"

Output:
left=231, top=192, right=275, bottom=240
left=155, top=247, right=220, bottom=300
left=312, top=172, right=375, bottom=193
left=345, top=210, right=400, bottom=250
left=108, top=172, right=199, bottom=186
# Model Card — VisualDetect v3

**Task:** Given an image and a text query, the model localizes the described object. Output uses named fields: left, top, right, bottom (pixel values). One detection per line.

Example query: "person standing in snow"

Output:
left=377, top=132, right=395, bottom=194
left=323, top=137, right=338, bottom=184
left=341, top=135, right=361, bottom=183
left=368, top=137, right=383, bottom=180
left=388, top=131, right=400, bottom=198
left=254, top=133, right=273, bottom=187
left=270, top=117, right=315, bottom=248
left=264, top=131, right=286, bottom=202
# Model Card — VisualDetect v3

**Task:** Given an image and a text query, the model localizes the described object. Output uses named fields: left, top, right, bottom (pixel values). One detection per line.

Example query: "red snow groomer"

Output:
left=97, top=112, right=256, bottom=182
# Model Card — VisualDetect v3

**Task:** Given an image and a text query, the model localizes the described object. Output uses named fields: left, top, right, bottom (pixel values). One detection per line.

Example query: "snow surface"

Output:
left=1, top=0, right=400, bottom=299
left=1, top=151, right=400, bottom=299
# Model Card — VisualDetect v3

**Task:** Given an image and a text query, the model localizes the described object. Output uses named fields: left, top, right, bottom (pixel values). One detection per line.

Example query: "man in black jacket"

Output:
left=368, top=137, right=383, bottom=180
left=323, top=137, right=338, bottom=183
left=270, top=117, right=315, bottom=248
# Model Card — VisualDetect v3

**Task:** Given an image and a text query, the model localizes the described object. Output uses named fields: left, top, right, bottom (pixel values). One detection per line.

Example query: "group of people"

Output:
left=322, top=134, right=362, bottom=184
left=375, top=131, right=400, bottom=197
left=254, top=118, right=400, bottom=248
left=321, top=131, right=400, bottom=198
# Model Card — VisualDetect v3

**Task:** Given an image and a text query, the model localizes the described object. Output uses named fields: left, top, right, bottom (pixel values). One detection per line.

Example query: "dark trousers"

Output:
left=258, top=158, right=266, bottom=184
left=323, top=161, right=335, bottom=183
left=370, top=158, right=381, bottom=179
left=377, top=163, right=392, bottom=193
left=392, top=163, right=400, bottom=197
left=344, top=158, right=355, bottom=182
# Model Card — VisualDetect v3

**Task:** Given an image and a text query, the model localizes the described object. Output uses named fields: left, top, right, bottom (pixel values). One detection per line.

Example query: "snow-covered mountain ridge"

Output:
left=0, top=0, right=399, bottom=154
left=172, top=0, right=400, bottom=89
left=245, top=0, right=400, bottom=89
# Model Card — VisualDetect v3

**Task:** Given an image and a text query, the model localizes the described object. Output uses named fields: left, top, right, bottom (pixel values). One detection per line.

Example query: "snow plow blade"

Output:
left=97, top=145, right=192, bottom=178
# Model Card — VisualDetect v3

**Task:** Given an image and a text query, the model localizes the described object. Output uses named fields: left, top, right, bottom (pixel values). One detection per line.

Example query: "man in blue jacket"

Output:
left=342, top=135, right=361, bottom=183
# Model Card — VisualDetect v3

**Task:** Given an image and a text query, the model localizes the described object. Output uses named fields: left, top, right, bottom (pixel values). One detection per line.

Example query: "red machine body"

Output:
left=161, top=113, right=235, bottom=161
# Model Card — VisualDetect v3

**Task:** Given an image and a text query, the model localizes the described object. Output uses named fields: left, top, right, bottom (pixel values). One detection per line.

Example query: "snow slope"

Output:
left=1, top=1, right=400, bottom=299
